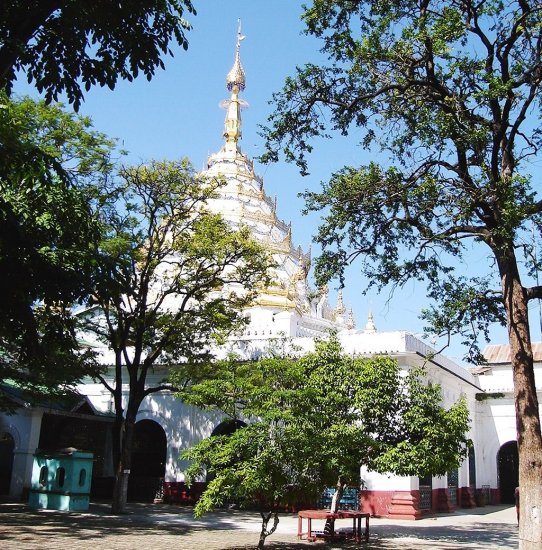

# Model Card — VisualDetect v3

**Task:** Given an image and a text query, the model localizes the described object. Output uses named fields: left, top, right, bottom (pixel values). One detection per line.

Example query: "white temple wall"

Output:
left=360, top=467, right=414, bottom=491
left=135, top=394, right=223, bottom=482
left=80, top=372, right=233, bottom=484
left=0, top=407, right=43, bottom=498
left=431, top=475, right=448, bottom=490
left=472, top=357, right=542, bottom=493
left=477, top=362, right=542, bottom=393
left=474, top=396, right=517, bottom=489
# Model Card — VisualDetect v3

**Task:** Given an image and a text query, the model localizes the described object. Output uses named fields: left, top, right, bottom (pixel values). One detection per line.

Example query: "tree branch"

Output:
left=525, top=286, right=542, bottom=301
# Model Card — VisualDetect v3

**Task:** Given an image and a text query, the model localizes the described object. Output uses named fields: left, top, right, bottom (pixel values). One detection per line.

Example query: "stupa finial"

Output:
left=222, top=20, right=247, bottom=153
left=226, top=19, right=246, bottom=92
left=346, top=307, right=356, bottom=330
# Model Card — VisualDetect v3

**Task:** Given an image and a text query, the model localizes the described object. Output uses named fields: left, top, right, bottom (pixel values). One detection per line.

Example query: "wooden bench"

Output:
left=297, top=509, right=370, bottom=543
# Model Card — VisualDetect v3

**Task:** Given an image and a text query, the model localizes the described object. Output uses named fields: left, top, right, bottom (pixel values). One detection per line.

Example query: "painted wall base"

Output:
left=460, top=486, right=476, bottom=508
left=361, top=490, right=422, bottom=520
left=360, top=490, right=394, bottom=517
left=435, top=488, right=456, bottom=513
left=163, top=481, right=206, bottom=505
left=388, top=491, right=423, bottom=519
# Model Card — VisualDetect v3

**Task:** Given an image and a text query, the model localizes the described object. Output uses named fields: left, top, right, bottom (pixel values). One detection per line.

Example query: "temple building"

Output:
left=0, top=28, right=537, bottom=519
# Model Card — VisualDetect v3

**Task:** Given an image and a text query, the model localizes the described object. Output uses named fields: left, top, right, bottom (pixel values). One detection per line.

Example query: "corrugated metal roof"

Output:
left=483, top=342, right=542, bottom=364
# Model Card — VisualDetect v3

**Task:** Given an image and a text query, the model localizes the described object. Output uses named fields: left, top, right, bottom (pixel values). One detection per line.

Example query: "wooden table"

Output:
left=297, top=509, right=370, bottom=543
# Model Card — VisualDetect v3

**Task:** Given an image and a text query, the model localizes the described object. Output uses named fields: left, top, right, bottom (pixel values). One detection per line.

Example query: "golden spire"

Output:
left=226, top=20, right=246, bottom=92
left=222, top=20, right=246, bottom=153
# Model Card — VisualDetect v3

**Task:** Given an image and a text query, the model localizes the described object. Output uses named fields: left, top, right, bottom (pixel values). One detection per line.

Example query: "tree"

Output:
left=0, top=0, right=197, bottom=406
left=263, top=2, right=542, bottom=547
left=0, top=92, right=114, bottom=410
left=0, top=0, right=196, bottom=403
left=79, top=159, right=272, bottom=513
left=180, top=336, right=470, bottom=549
left=0, top=0, right=196, bottom=109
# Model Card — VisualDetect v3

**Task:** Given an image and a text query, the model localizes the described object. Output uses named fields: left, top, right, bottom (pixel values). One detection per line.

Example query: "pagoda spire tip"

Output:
left=222, top=21, right=247, bottom=153
left=226, top=19, right=246, bottom=92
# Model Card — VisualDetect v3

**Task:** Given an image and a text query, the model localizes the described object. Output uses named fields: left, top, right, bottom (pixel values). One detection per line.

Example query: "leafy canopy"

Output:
left=181, top=336, right=469, bottom=517
left=262, top=0, right=542, bottom=361
left=0, top=0, right=196, bottom=109
left=82, top=158, right=274, bottom=401
left=80, top=158, right=273, bottom=513
left=0, top=93, right=114, bottom=409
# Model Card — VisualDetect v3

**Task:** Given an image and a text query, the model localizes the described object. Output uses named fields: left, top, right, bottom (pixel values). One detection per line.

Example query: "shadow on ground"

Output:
left=0, top=501, right=517, bottom=549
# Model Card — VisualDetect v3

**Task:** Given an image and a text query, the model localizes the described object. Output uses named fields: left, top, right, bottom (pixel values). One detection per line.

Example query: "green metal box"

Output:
left=28, top=448, right=93, bottom=511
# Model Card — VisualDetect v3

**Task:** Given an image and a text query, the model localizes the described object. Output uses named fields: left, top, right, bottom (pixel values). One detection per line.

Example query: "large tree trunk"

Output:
left=111, top=413, right=123, bottom=474
left=498, top=252, right=542, bottom=549
left=111, top=411, right=136, bottom=514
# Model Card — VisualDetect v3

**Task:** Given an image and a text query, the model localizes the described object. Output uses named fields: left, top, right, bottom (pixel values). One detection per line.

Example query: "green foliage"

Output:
left=83, top=156, right=273, bottom=409
left=82, top=157, right=272, bottom=512
left=0, top=93, right=113, bottom=410
left=475, top=392, right=505, bottom=402
left=421, top=276, right=505, bottom=363
left=263, top=0, right=542, bottom=361
left=0, top=0, right=196, bottom=110
left=181, top=335, right=469, bottom=521
left=0, top=304, right=101, bottom=412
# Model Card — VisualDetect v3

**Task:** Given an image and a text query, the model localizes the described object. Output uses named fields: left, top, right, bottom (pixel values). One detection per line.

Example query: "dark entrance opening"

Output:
left=498, top=440, right=518, bottom=504
left=0, top=433, right=14, bottom=494
left=448, top=468, right=458, bottom=506
left=128, top=420, right=167, bottom=502
left=211, top=419, right=246, bottom=437
left=418, top=474, right=432, bottom=511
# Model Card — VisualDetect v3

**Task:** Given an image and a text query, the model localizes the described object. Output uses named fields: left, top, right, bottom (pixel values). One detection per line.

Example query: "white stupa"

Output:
left=201, top=23, right=352, bottom=353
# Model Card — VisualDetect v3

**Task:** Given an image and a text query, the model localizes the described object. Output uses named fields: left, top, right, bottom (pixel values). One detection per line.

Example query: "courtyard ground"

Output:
left=0, top=500, right=517, bottom=549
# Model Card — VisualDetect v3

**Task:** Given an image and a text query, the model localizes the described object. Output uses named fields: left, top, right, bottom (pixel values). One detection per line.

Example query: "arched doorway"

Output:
left=0, top=432, right=15, bottom=494
left=211, top=419, right=246, bottom=437
left=128, top=419, right=167, bottom=502
left=498, top=441, right=518, bottom=504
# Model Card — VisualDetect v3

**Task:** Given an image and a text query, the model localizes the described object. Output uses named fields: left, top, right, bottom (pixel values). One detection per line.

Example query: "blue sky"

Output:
left=13, top=0, right=521, bottom=364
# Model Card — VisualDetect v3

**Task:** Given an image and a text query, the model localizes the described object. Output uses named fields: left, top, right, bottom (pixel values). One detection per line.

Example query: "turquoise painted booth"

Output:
left=28, top=448, right=93, bottom=511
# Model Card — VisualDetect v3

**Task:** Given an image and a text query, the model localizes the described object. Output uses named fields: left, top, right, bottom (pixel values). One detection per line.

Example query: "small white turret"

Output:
left=365, top=311, right=377, bottom=333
